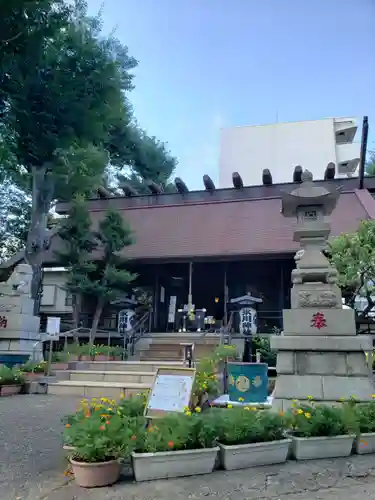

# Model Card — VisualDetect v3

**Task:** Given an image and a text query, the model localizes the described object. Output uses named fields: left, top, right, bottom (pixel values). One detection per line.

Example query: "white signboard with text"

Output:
left=46, top=316, right=61, bottom=340
left=145, top=367, right=195, bottom=418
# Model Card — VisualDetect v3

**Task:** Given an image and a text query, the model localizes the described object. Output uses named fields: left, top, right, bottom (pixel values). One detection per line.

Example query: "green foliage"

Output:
left=328, top=220, right=375, bottom=312
left=20, top=360, right=47, bottom=374
left=365, top=151, right=375, bottom=177
left=287, top=401, right=357, bottom=438
left=354, top=401, right=375, bottom=433
left=135, top=412, right=219, bottom=453
left=193, top=345, right=238, bottom=406
left=0, top=364, right=25, bottom=385
left=87, top=210, right=136, bottom=338
left=252, top=335, right=277, bottom=366
left=65, top=412, right=139, bottom=463
left=216, top=407, right=287, bottom=445
left=51, top=351, right=69, bottom=363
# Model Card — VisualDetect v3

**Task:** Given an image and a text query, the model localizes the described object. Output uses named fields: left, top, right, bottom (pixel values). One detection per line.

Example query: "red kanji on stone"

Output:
left=311, top=312, right=327, bottom=329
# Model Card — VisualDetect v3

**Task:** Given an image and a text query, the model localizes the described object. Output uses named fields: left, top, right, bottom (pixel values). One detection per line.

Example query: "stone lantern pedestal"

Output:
left=271, top=170, right=373, bottom=410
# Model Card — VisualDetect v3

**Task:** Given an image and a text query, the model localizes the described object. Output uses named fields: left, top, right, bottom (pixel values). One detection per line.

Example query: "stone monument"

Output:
left=271, top=170, right=373, bottom=410
left=0, top=264, right=42, bottom=363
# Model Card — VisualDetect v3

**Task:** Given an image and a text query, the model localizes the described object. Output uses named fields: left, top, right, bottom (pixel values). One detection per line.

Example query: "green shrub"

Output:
left=0, top=364, right=25, bottom=385
left=216, top=407, right=287, bottom=445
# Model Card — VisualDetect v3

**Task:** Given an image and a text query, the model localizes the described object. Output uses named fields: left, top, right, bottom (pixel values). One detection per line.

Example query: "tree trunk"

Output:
left=90, top=297, right=104, bottom=346
left=72, top=293, right=82, bottom=343
left=25, top=166, right=54, bottom=316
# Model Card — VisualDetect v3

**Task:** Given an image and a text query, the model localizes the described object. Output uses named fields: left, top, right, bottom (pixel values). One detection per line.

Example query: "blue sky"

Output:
left=87, top=0, right=375, bottom=188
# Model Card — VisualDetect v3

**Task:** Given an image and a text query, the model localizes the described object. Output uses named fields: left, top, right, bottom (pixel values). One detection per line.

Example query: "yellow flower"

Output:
left=185, top=410, right=192, bottom=416
left=108, top=408, right=113, bottom=412
left=304, top=412, right=311, bottom=418
left=297, top=409, right=303, bottom=414
left=238, top=397, right=244, bottom=402
left=307, top=395, right=313, bottom=400
left=372, top=394, right=375, bottom=399
left=194, top=407, right=201, bottom=413
left=184, top=406, right=190, bottom=411
left=351, top=395, right=357, bottom=400
left=250, top=407, right=257, bottom=411
left=339, top=397, right=345, bottom=402
left=227, top=404, right=233, bottom=409
left=244, top=406, right=250, bottom=411
left=120, top=393, right=125, bottom=399
left=292, top=399, right=298, bottom=403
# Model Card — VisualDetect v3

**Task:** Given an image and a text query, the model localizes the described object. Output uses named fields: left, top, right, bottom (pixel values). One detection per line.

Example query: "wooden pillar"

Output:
left=188, top=262, right=193, bottom=310
left=153, top=271, right=160, bottom=330
left=224, top=266, right=228, bottom=326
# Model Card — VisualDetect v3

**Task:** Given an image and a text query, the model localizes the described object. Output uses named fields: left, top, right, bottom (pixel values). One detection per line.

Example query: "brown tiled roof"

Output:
left=109, top=191, right=369, bottom=260
left=2, top=183, right=375, bottom=268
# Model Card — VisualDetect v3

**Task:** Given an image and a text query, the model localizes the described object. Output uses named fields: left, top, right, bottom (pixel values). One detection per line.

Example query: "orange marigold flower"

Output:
left=65, top=423, right=71, bottom=428
left=131, top=435, right=137, bottom=441
left=279, top=411, right=285, bottom=417
left=100, top=425, right=105, bottom=431
left=167, top=441, right=174, bottom=448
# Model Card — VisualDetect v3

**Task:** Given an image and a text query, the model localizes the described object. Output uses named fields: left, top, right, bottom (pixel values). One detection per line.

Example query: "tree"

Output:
left=87, top=210, right=136, bottom=343
left=328, top=220, right=375, bottom=316
left=0, top=2, right=137, bottom=311
left=115, top=126, right=177, bottom=194
left=366, top=151, right=375, bottom=176
left=54, top=195, right=97, bottom=334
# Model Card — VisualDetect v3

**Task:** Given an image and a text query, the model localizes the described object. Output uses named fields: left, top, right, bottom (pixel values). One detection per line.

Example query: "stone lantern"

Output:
left=271, top=170, right=373, bottom=410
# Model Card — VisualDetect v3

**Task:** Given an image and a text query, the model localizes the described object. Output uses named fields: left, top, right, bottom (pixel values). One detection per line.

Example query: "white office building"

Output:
left=219, top=117, right=361, bottom=187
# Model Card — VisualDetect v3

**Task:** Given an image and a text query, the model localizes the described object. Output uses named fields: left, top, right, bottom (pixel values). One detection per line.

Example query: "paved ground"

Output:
left=3, top=395, right=375, bottom=499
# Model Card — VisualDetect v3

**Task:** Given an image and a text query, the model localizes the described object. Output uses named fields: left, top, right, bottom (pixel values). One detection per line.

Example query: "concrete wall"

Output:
left=219, top=118, right=360, bottom=187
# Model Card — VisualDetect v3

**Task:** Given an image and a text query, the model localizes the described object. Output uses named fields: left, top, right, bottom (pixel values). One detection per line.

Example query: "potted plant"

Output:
left=112, top=346, right=126, bottom=361
left=66, top=344, right=81, bottom=362
left=0, top=365, right=25, bottom=396
left=64, top=409, right=139, bottom=487
left=287, top=400, right=357, bottom=460
left=132, top=411, right=219, bottom=482
left=354, top=400, right=375, bottom=454
left=94, top=345, right=112, bottom=361
left=51, top=351, right=70, bottom=371
left=216, top=407, right=290, bottom=470
left=20, top=360, right=47, bottom=381
left=80, top=344, right=95, bottom=361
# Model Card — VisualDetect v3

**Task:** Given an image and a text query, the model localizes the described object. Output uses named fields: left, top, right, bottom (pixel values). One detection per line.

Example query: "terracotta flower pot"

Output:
left=70, top=458, right=121, bottom=488
left=51, top=362, right=69, bottom=371
left=24, top=372, right=44, bottom=381
left=80, top=355, right=93, bottom=361
left=0, top=385, right=22, bottom=396
left=69, top=355, right=80, bottom=361
left=95, top=355, right=112, bottom=361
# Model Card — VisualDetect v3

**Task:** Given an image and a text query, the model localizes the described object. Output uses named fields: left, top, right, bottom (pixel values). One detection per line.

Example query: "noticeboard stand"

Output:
left=144, top=366, right=196, bottom=420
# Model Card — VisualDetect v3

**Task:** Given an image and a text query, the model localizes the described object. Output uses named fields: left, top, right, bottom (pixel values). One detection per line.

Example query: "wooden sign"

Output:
left=145, top=366, right=196, bottom=418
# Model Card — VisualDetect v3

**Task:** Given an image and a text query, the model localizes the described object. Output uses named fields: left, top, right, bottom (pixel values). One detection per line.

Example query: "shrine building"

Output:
left=2, top=166, right=375, bottom=337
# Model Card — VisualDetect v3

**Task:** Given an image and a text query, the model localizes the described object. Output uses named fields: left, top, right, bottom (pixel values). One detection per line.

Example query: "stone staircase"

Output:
left=47, top=360, right=183, bottom=398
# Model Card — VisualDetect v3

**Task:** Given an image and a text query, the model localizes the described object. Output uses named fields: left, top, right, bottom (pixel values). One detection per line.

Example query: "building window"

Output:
left=65, top=292, right=73, bottom=307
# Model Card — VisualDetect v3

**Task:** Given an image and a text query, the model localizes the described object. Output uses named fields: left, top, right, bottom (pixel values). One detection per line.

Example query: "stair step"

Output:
left=56, top=370, right=156, bottom=384
left=47, top=380, right=151, bottom=398
left=72, top=361, right=183, bottom=372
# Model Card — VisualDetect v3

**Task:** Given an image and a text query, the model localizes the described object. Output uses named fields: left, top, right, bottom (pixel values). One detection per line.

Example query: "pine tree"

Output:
left=88, top=210, right=136, bottom=343
left=54, top=195, right=97, bottom=335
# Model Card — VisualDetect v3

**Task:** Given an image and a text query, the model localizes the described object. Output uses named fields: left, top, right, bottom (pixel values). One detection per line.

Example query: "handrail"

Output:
left=125, top=311, right=150, bottom=356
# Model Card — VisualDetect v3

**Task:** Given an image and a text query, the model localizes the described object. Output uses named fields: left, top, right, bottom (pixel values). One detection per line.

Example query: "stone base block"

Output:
left=290, top=283, right=342, bottom=309
left=0, top=313, right=40, bottom=333
left=0, top=295, right=35, bottom=315
left=283, top=308, right=356, bottom=336
left=276, top=351, right=370, bottom=376
left=273, top=374, right=374, bottom=402
left=271, top=335, right=372, bottom=352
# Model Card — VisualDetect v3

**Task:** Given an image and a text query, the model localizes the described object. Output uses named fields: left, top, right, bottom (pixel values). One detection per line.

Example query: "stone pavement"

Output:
left=2, top=395, right=375, bottom=499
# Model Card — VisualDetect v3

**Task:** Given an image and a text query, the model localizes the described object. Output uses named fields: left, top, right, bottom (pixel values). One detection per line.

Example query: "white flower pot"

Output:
left=131, top=447, right=219, bottom=482
left=355, top=432, right=375, bottom=455
left=219, top=439, right=291, bottom=471
left=292, top=435, right=355, bottom=460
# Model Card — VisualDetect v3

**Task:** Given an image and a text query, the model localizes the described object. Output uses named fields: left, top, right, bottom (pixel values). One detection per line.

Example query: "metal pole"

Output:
left=47, top=339, right=53, bottom=376
left=359, top=116, right=369, bottom=190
